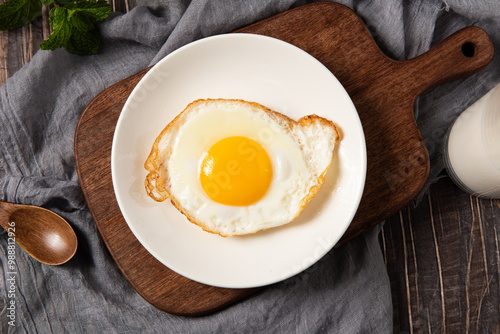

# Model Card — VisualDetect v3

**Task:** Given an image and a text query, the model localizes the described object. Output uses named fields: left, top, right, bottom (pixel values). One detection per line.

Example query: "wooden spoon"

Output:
left=0, top=201, right=78, bottom=265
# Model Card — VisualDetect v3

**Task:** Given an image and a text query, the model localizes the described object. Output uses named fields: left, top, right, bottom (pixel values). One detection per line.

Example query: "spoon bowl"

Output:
left=0, top=201, right=78, bottom=265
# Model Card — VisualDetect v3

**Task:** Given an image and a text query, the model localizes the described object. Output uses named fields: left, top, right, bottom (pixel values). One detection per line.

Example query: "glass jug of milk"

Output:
left=443, top=83, right=500, bottom=198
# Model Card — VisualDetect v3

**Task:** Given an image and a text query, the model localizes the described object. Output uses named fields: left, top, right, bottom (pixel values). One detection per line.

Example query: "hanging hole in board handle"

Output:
left=461, top=42, right=476, bottom=57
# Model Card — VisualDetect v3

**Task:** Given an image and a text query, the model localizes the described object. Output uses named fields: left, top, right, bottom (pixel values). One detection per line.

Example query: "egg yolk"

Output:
left=200, top=136, right=273, bottom=206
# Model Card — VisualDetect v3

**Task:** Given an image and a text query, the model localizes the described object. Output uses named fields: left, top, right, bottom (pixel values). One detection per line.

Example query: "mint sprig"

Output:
left=0, top=0, right=111, bottom=55
left=0, top=0, right=42, bottom=30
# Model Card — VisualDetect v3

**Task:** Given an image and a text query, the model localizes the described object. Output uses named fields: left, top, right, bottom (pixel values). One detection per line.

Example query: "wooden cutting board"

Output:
left=74, top=2, right=493, bottom=316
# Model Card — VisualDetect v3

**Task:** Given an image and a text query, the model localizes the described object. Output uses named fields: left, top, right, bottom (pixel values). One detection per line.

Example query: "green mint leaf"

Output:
left=69, top=8, right=95, bottom=32
left=40, top=0, right=53, bottom=6
left=64, top=26, right=100, bottom=55
left=0, top=0, right=42, bottom=30
left=40, top=0, right=111, bottom=55
left=65, top=0, right=111, bottom=22
left=40, top=6, right=71, bottom=50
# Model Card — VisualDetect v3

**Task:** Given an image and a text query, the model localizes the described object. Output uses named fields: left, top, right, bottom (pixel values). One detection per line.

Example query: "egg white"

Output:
left=145, top=99, right=339, bottom=236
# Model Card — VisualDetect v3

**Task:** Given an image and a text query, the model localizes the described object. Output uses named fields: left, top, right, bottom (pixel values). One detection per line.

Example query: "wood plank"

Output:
left=0, top=14, right=46, bottom=86
left=0, top=30, right=8, bottom=85
left=383, top=178, right=500, bottom=333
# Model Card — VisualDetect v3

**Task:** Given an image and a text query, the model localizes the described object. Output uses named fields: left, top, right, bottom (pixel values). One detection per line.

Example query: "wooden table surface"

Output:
left=1, top=2, right=499, bottom=333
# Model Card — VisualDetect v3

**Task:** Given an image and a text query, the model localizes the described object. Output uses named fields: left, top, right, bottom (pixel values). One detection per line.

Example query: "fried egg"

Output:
left=144, top=99, right=340, bottom=237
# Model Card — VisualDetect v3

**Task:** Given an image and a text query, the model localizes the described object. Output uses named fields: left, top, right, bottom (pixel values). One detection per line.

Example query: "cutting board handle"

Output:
left=397, top=26, right=494, bottom=95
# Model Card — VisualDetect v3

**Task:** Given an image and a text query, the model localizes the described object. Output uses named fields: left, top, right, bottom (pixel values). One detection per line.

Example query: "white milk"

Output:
left=443, top=83, right=500, bottom=198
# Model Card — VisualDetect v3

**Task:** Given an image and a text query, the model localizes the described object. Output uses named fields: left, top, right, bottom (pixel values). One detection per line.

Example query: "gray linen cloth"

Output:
left=1, top=0, right=499, bottom=333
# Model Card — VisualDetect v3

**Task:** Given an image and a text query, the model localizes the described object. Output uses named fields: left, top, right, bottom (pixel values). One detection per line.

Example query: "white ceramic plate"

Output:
left=111, top=33, right=366, bottom=288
